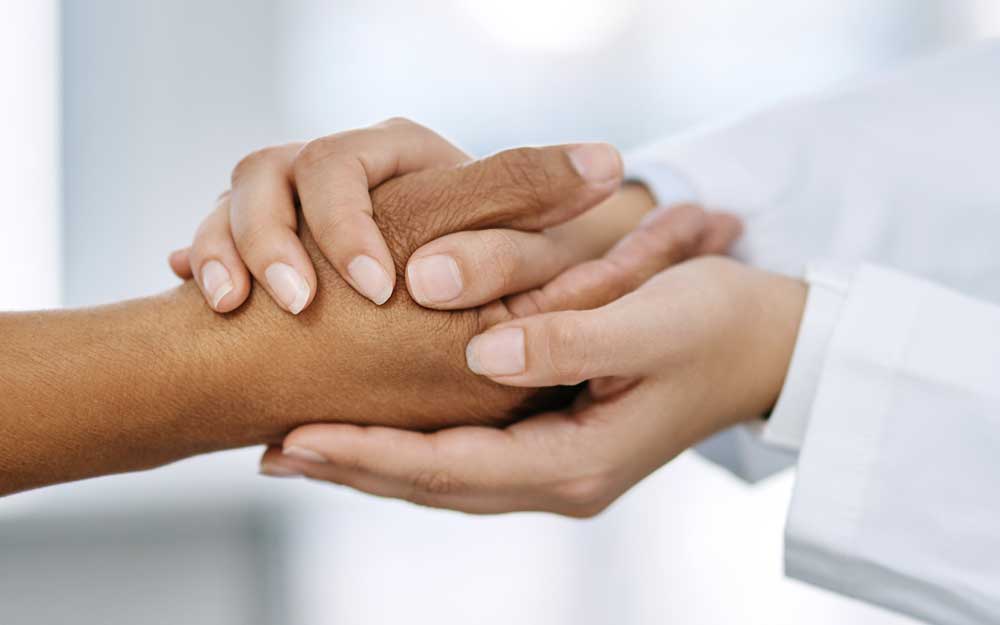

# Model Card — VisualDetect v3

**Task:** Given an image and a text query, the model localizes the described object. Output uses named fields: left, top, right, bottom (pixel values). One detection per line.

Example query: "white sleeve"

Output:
left=784, top=264, right=1000, bottom=625
left=761, top=262, right=850, bottom=450
left=625, top=40, right=1000, bottom=482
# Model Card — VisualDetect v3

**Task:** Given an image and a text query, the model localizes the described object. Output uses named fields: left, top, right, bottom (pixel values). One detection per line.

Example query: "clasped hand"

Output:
left=173, top=119, right=805, bottom=517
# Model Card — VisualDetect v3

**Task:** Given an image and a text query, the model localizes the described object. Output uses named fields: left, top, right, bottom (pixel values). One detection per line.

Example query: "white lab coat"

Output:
left=626, top=40, right=1000, bottom=625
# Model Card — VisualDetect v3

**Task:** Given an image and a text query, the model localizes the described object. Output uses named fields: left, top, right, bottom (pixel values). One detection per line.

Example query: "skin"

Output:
left=0, top=143, right=737, bottom=497
left=175, top=118, right=660, bottom=316
left=172, top=120, right=783, bottom=516
left=262, top=257, right=808, bottom=517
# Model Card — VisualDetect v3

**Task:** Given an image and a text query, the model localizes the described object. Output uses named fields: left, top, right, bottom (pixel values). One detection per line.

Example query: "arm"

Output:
left=1, top=144, right=723, bottom=497
left=624, top=41, right=1000, bottom=481
left=260, top=258, right=806, bottom=515
left=0, top=144, right=590, bottom=496
left=782, top=265, right=1000, bottom=625
left=0, top=285, right=239, bottom=494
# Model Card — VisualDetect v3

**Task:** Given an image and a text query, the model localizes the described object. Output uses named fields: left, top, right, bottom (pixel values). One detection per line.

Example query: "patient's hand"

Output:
left=0, top=139, right=737, bottom=496
left=183, top=145, right=733, bottom=449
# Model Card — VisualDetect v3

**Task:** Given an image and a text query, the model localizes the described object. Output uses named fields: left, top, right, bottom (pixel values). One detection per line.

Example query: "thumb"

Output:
left=433, top=143, right=623, bottom=236
left=464, top=292, right=662, bottom=387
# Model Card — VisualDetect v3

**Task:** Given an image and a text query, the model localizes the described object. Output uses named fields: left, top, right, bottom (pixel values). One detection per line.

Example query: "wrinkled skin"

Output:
left=191, top=156, right=605, bottom=449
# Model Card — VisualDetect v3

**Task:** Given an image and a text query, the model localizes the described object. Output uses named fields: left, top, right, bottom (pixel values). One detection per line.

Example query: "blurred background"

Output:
left=2, top=1, right=998, bottom=623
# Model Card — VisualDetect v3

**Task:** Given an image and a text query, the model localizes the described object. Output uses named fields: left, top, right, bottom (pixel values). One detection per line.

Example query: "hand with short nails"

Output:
left=169, top=127, right=743, bottom=444
left=169, top=118, right=629, bottom=315
left=263, top=257, right=806, bottom=518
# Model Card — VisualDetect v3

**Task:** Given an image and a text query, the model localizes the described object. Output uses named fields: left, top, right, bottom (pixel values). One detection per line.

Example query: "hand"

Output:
left=170, top=145, right=740, bottom=452
left=0, top=137, right=736, bottom=495
left=260, top=257, right=806, bottom=517
left=169, top=118, right=627, bottom=313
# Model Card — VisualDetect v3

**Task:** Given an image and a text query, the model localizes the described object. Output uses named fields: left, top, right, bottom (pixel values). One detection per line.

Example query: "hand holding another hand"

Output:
left=168, top=123, right=741, bottom=455
left=264, top=257, right=805, bottom=517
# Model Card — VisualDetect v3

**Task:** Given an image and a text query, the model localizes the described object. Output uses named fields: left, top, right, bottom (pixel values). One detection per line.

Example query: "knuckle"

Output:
left=410, top=468, right=463, bottom=498
left=542, top=314, right=589, bottom=383
left=310, top=210, right=354, bottom=250
left=481, top=231, right=522, bottom=294
left=292, top=137, right=346, bottom=176
left=339, top=451, right=365, bottom=473
left=191, top=211, right=228, bottom=252
left=496, top=148, right=544, bottom=189
left=664, top=229, right=700, bottom=262
left=488, top=149, right=550, bottom=213
left=377, top=116, right=416, bottom=129
left=553, top=475, right=612, bottom=518
left=562, top=501, right=610, bottom=519
left=233, top=221, right=279, bottom=260
left=231, top=146, right=281, bottom=186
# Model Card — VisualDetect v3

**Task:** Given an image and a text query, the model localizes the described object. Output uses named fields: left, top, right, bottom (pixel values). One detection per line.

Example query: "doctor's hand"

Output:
left=168, top=118, right=628, bottom=313
left=1, top=144, right=734, bottom=497
left=166, top=136, right=745, bottom=446
left=261, top=257, right=806, bottom=516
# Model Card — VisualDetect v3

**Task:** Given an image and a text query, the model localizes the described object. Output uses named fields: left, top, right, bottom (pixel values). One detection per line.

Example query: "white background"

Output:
left=3, top=1, right=999, bottom=624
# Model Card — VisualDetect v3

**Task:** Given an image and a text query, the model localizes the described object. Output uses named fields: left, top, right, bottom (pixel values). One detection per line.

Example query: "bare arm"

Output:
left=0, top=285, right=245, bottom=494
left=0, top=148, right=666, bottom=496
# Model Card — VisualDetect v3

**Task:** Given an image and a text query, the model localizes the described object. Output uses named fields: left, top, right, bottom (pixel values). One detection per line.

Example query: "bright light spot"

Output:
left=460, top=0, right=638, bottom=53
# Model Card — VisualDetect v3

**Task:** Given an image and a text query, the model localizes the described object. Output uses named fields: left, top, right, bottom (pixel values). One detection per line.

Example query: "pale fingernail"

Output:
left=347, top=255, right=393, bottom=305
left=466, top=327, right=525, bottom=376
left=407, top=255, right=463, bottom=304
left=265, top=262, right=310, bottom=314
left=200, top=260, right=233, bottom=310
left=283, top=445, right=328, bottom=464
left=568, top=143, right=621, bottom=184
left=259, top=463, right=301, bottom=478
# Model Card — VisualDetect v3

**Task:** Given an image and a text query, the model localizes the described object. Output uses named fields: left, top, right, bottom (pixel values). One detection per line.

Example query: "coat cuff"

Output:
left=762, top=262, right=852, bottom=450
left=785, top=264, right=1000, bottom=625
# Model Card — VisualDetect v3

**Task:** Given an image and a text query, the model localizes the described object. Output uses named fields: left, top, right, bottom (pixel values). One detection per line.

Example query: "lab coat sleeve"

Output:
left=785, top=264, right=1000, bottom=625
left=624, top=40, right=1000, bottom=483
left=761, top=262, right=850, bottom=451
left=624, top=157, right=800, bottom=483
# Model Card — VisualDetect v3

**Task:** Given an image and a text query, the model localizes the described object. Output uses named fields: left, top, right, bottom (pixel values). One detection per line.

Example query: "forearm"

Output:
left=0, top=283, right=257, bottom=495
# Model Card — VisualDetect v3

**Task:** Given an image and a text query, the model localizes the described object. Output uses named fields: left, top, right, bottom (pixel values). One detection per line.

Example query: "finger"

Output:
left=229, top=143, right=318, bottom=315
left=402, top=142, right=624, bottom=246
left=698, top=211, right=743, bottom=254
left=465, top=282, right=672, bottom=387
left=405, top=228, right=588, bottom=309
left=504, top=203, right=709, bottom=317
left=168, top=247, right=193, bottom=279
left=186, top=193, right=252, bottom=312
left=260, top=424, right=537, bottom=513
left=263, top=414, right=617, bottom=516
left=405, top=181, right=651, bottom=310
left=292, top=118, right=470, bottom=306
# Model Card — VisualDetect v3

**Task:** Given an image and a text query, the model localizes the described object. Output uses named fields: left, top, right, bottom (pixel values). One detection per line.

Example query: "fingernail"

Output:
left=347, top=255, right=393, bottom=305
left=259, top=463, right=301, bottom=478
left=466, top=327, right=525, bottom=376
left=265, top=262, right=310, bottom=314
left=407, top=255, right=463, bottom=304
left=283, top=445, right=328, bottom=464
left=568, top=143, right=621, bottom=184
left=200, top=260, right=233, bottom=310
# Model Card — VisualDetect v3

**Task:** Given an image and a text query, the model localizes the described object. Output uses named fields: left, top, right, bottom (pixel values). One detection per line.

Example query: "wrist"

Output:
left=744, top=270, right=808, bottom=420
left=156, top=281, right=289, bottom=450
left=0, top=283, right=266, bottom=495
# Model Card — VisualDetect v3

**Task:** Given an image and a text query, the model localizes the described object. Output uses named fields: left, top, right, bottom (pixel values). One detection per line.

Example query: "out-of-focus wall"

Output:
left=0, top=0, right=60, bottom=310
left=4, top=2, right=999, bottom=624
left=61, top=0, right=289, bottom=306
